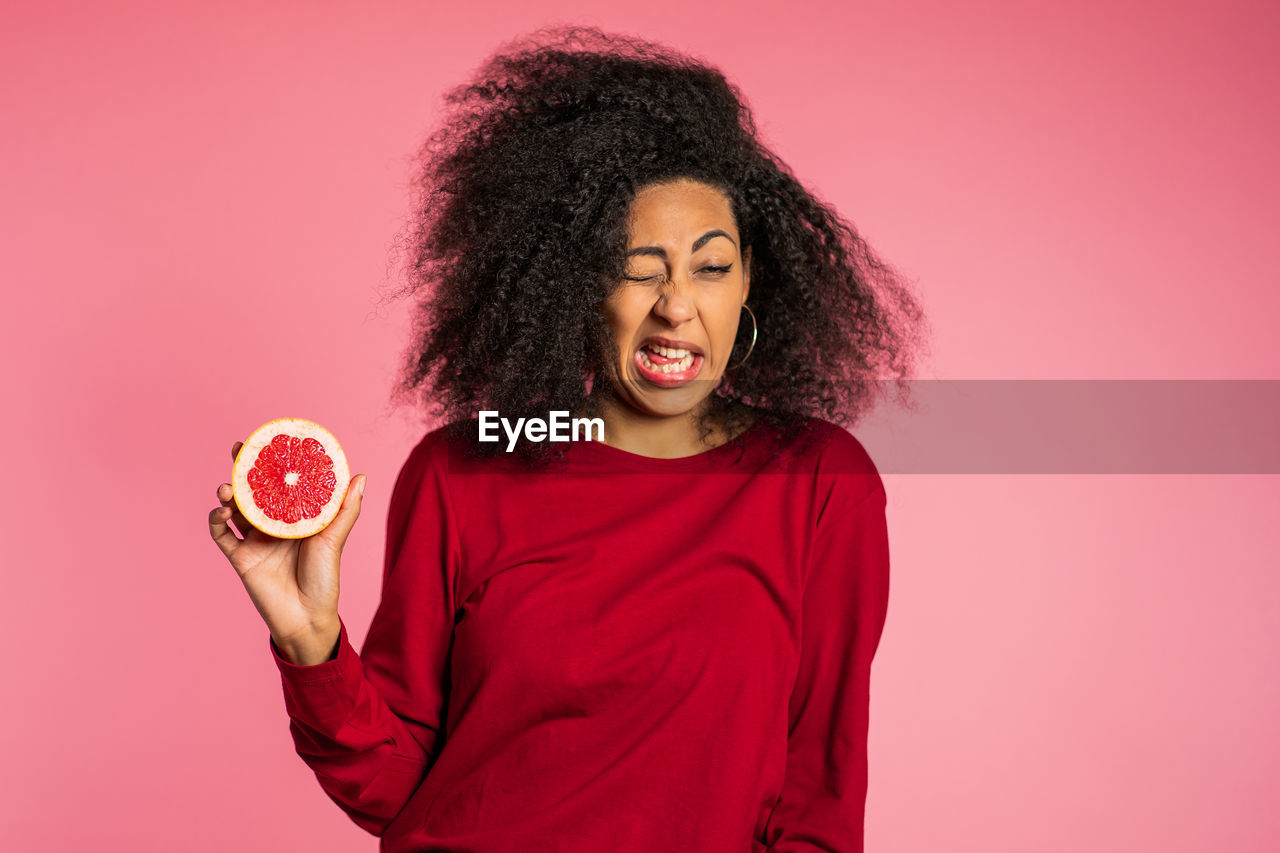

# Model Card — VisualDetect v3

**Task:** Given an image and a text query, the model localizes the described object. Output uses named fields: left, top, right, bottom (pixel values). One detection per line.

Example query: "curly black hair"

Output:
left=384, top=24, right=930, bottom=464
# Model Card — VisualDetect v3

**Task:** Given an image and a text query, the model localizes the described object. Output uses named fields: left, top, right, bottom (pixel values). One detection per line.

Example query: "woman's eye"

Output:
left=622, top=264, right=732, bottom=282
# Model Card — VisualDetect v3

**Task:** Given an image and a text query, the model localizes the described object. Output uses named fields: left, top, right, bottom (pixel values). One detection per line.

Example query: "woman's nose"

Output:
left=651, top=277, right=696, bottom=324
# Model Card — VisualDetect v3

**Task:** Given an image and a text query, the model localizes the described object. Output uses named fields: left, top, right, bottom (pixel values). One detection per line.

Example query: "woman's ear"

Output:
left=742, top=245, right=752, bottom=303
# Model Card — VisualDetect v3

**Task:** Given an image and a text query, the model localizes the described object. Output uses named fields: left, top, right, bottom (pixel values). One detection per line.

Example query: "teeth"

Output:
left=648, top=343, right=691, bottom=358
left=639, top=348, right=696, bottom=374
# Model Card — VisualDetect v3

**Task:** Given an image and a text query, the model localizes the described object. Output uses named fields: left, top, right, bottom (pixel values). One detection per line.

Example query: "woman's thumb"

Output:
left=345, top=474, right=367, bottom=517
left=319, top=474, right=366, bottom=545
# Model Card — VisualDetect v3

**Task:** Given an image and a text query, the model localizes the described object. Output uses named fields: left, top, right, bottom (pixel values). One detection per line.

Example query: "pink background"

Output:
left=3, top=0, right=1277, bottom=850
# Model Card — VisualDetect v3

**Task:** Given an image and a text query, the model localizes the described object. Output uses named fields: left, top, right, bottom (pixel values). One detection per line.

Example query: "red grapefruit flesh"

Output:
left=231, top=418, right=351, bottom=539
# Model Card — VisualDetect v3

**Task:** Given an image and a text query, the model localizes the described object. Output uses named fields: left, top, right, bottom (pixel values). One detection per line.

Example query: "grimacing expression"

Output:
left=599, top=178, right=752, bottom=419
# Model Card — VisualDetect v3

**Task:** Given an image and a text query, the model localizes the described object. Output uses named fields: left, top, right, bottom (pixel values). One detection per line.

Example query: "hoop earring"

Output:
left=727, top=304, right=757, bottom=370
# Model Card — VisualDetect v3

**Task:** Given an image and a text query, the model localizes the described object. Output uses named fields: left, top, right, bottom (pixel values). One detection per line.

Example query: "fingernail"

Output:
left=357, top=476, right=366, bottom=496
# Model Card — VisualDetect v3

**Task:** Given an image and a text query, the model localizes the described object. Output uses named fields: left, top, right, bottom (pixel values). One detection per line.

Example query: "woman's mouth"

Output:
left=634, top=342, right=704, bottom=387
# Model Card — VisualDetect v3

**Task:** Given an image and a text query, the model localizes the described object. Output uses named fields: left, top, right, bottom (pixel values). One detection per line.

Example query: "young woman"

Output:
left=209, top=25, right=927, bottom=853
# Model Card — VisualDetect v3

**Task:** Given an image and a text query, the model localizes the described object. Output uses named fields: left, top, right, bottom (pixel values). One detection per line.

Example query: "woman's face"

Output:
left=599, top=178, right=751, bottom=420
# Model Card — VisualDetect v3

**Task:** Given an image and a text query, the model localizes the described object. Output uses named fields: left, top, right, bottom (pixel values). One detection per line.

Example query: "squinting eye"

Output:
left=623, top=264, right=732, bottom=282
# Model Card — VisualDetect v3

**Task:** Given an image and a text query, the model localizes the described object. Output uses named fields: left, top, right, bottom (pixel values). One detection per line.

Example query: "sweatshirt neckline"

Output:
left=564, top=419, right=768, bottom=472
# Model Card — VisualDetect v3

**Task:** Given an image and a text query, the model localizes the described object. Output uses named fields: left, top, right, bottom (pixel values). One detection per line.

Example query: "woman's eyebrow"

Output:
left=625, top=229, right=737, bottom=258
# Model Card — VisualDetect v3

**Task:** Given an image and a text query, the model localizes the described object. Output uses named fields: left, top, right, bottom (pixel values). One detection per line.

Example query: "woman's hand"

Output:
left=208, top=440, right=367, bottom=664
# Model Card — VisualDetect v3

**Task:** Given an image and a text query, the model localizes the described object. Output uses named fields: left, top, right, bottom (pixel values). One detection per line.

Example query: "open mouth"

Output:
left=634, top=341, right=704, bottom=386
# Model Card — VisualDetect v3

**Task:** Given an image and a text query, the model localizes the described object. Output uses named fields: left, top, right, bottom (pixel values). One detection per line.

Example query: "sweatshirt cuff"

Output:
left=269, top=615, right=364, bottom=733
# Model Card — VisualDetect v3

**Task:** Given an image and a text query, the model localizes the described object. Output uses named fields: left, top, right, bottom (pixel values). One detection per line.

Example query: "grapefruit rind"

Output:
left=231, top=417, right=351, bottom=540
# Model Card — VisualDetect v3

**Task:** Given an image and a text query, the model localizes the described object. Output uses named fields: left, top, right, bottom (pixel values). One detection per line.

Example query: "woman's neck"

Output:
left=578, top=392, right=751, bottom=459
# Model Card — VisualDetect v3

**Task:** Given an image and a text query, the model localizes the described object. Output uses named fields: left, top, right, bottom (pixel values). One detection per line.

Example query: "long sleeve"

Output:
left=764, top=483, right=890, bottom=852
left=269, top=436, right=462, bottom=836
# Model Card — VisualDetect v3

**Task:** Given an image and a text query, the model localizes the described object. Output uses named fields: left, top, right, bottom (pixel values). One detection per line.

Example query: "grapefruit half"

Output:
left=231, top=418, right=351, bottom=539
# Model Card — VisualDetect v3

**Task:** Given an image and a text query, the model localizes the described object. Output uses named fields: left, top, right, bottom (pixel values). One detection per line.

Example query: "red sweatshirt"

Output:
left=269, top=416, right=890, bottom=852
